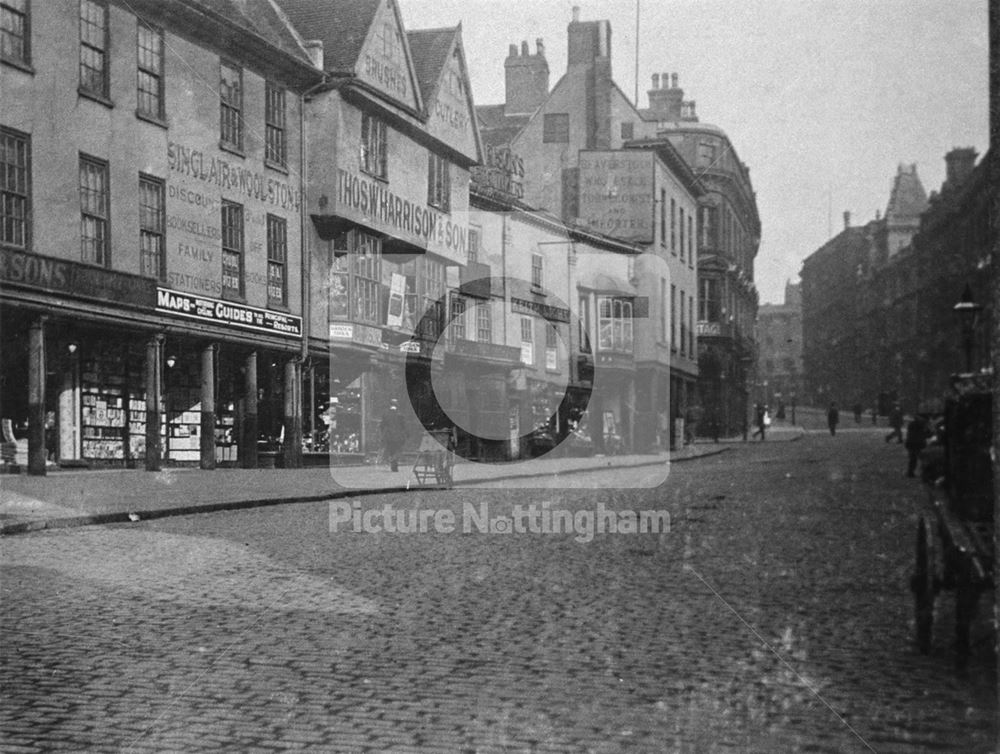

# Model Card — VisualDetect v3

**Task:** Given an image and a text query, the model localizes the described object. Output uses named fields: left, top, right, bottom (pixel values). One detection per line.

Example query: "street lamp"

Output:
left=953, top=284, right=982, bottom=373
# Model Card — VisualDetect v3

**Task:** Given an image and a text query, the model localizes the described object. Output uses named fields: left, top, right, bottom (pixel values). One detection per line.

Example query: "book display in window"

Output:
left=166, top=361, right=202, bottom=462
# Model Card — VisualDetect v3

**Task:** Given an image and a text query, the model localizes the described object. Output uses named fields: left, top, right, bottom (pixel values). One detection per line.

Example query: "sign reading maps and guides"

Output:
left=156, top=288, right=302, bottom=337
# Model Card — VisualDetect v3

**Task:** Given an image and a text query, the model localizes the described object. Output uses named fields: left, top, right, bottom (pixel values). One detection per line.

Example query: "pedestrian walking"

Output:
left=751, top=403, right=767, bottom=441
left=379, top=400, right=406, bottom=471
left=827, top=402, right=839, bottom=436
left=853, top=403, right=862, bottom=424
left=904, top=413, right=930, bottom=478
left=885, top=404, right=904, bottom=443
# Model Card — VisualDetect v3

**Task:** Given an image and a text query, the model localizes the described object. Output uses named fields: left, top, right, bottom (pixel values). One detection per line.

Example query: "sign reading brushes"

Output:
left=156, top=288, right=302, bottom=337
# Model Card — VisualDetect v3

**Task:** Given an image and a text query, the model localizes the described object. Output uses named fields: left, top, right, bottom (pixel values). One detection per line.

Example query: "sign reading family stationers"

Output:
left=164, top=140, right=301, bottom=299
left=156, top=288, right=302, bottom=337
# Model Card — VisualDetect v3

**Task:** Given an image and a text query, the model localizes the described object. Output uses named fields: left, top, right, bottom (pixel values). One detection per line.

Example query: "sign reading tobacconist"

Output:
left=165, top=141, right=302, bottom=301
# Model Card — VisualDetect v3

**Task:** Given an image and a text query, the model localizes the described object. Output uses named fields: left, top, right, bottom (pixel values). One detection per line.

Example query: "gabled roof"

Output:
left=275, top=0, right=381, bottom=72
left=407, top=27, right=456, bottom=103
left=183, top=0, right=316, bottom=66
left=885, top=164, right=928, bottom=221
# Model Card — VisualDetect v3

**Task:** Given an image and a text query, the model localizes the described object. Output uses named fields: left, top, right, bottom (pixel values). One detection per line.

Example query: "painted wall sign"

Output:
left=329, top=322, right=383, bottom=348
left=511, top=297, right=570, bottom=323
left=336, top=168, right=468, bottom=260
left=578, top=151, right=654, bottom=244
left=156, top=288, right=302, bottom=337
left=471, top=144, right=525, bottom=199
left=0, top=248, right=156, bottom=308
left=168, top=142, right=301, bottom=210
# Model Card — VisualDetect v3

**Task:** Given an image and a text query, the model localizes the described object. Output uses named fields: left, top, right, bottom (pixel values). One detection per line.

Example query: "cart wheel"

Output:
left=911, top=516, right=937, bottom=654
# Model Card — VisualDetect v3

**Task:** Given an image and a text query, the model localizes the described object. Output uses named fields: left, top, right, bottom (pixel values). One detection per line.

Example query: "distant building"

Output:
left=474, top=9, right=704, bottom=450
left=802, top=153, right=991, bottom=413
left=756, top=282, right=803, bottom=410
left=639, top=74, right=761, bottom=437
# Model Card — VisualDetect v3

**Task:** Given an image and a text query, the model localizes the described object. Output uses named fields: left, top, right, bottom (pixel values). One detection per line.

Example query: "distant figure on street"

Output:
left=853, top=403, right=862, bottom=424
left=885, top=404, right=904, bottom=443
left=827, top=402, right=839, bottom=436
left=380, top=400, right=406, bottom=471
left=751, top=403, right=767, bottom=441
left=905, top=414, right=930, bottom=478
left=870, top=406, right=878, bottom=426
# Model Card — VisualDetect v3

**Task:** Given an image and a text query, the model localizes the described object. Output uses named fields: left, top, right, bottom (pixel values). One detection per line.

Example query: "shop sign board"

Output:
left=511, top=297, right=570, bottom=323
left=329, top=322, right=384, bottom=348
left=335, top=167, right=468, bottom=265
left=156, top=288, right=302, bottom=337
left=578, top=151, right=654, bottom=244
left=1, top=247, right=156, bottom=308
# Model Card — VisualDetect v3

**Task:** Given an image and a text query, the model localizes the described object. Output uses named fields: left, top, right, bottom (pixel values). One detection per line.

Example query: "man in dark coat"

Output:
left=885, top=404, right=904, bottom=443
left=905, top=414, right=930, bottom=478
left=380, top=401, right=406, bottom=471
left=827, top=402, right=839, bottom=435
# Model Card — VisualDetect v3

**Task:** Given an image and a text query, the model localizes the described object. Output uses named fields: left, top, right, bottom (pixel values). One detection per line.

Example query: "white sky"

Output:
left=399, top=0, right=990, bottom=305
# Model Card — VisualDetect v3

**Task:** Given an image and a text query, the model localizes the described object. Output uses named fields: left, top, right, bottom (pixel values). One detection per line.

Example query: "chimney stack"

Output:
left=843, top=211, right=851, bottom=229
left=944, top=147, right=977, bottom=191
left=647, top=69, right=685, bottom=120
left=504, top=37, right=550, bottom=116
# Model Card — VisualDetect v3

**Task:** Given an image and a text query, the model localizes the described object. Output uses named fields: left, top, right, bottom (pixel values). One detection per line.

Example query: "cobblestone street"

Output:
left=1, top=431, right=996, bottom=752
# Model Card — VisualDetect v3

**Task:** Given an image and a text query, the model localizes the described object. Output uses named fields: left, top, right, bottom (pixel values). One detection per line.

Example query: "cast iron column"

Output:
left=144, top=335, right=163, bottom=471
left=283, top=358, right=303, bottom=468
left=200, top=344, right=216, bottom=470
left=242, top=351, right=258, bottom=468
left=27, top=317, right=47, bottom=475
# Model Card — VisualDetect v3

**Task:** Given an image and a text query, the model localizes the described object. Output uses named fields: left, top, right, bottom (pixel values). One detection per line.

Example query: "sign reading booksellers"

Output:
left=156, top=288, right=302, bottom=337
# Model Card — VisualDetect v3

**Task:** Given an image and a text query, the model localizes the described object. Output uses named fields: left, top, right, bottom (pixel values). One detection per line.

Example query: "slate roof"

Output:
left=188, top=0, right=315, bottom=64
left=407, top=27, right=456, bottom=103
left=476, top=105, right=530, bottom=148
left=274, top=0, right=381, bottom=71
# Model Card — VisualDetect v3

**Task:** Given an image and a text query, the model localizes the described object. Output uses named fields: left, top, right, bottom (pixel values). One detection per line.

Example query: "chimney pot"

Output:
left=508, top=43, right=517, bottom=57
left=661, top=72, right=669, bottom=88
left=843, top=211, right=851, bottom=229
left=671, top=73, right=678, bottom=88
left=651, top=73, right=659, bottom=89
left=521, top=40, right=529, bottom=56
left=572, top=6, right=580, bottom=22
left=536, top=38, right=545, bottom=56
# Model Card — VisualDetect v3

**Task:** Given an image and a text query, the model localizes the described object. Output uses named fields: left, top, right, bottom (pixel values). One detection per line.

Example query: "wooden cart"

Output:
left=910, top=371, right=995, bottom=667
left=412, top=428, right=455, bottom=488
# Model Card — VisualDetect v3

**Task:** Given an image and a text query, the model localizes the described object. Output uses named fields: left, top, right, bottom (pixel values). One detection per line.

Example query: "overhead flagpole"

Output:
left=634, top=0, right=640, bottom=106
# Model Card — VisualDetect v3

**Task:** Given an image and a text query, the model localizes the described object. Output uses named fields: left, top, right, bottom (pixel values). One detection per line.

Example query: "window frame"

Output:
left=475, top=301, right=491, bottom=343
left=542, top=113, right=569, bottom=144
left=597, top=295, right=633, bottom=353
left=1, top=0, right=30, bottom=68
left=530, top=252, right=543, bottom=288
left=361, top=112, right=388, bottom=180
left=427, top=152, right=450, bottom=211
left=221, top=200, right=245, bottom=300
left=79, top=0, right=109, bottom=100
left=520, top=315, right=534, bottom=365
left=138, top=173, right=165, bottom=280
left=136, top=22, right=164, bottom=121
left=266, top=213, right=288, bottom=307
left=449, top=293, right=467, bottom=341
left=467, top=226, right=480, bottom=263
left=219, top=60, right=243, bottom=152
left=670, top=198, right=676, bottom=254
left=79, top=154, right=109, bottom=266
left=0, top=126, right=30, bottom=251
left=265, top=82, right=287, bottom=169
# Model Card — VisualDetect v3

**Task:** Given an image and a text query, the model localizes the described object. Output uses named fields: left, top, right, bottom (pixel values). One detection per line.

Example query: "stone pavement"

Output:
left=0, top=432, right=803, bottom=534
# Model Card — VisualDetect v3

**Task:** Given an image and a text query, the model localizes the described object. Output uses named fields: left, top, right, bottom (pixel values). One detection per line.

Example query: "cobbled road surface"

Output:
left=1, top=430, right=996, bottom=752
